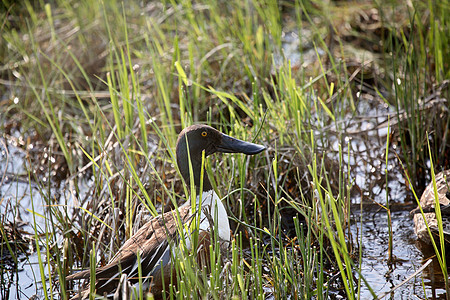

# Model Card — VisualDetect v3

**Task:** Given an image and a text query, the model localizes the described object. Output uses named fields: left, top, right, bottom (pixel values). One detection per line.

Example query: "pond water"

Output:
left=353, top=208, right=446, bottom=299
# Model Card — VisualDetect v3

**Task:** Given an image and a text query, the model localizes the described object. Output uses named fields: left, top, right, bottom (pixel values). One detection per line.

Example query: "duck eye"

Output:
left=201, top=131, right=207, bottom=137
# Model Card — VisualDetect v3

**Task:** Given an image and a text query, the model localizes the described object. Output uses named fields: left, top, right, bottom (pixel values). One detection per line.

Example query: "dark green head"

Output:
left=176, top=124, right=265, bottom=191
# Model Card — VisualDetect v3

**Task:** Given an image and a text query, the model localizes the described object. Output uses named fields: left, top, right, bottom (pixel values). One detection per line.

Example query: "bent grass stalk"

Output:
left=427, top=137, right=449, bottom=294
left=385, top=120, right=393, bottom=262
left=29, top=169, right=49, bottom=299
left=399, top=136, right=449, bottom=295
left=89, top=244, right=96, bottom=300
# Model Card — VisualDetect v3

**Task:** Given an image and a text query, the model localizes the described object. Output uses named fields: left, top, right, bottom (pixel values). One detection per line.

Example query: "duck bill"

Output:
left=217, top=133, right=266, bottom=155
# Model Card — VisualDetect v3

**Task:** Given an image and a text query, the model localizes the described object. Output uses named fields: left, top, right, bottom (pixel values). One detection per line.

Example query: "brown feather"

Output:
left=67, top=204, right=192, bottom=299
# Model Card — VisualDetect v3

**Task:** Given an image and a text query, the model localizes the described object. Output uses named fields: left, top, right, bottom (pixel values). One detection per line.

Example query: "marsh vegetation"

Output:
left=0, top=0, right=449, bottom=299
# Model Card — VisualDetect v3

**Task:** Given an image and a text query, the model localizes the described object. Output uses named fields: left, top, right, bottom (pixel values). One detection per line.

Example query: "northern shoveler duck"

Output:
left=66, top=124, right=266, bottom=299
left=411, top=169, right=450, bottom=244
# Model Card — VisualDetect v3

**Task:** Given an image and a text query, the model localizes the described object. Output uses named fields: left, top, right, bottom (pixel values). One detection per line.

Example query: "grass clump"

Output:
left=0, top=0, right=449, bottom=299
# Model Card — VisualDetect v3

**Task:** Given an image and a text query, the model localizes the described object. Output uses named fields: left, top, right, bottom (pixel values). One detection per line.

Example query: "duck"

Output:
left=66, top=124, right=266, bottom=299
left=411, top=169, right=450, bottom=244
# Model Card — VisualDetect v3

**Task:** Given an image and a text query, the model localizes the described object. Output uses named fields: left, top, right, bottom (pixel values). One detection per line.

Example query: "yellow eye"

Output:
left=201, top=131, right=207, bottom=137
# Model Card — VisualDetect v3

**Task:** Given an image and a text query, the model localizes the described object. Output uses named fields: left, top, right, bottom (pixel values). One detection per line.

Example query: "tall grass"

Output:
left=384, top=0, right=449, bottom=186
left=1, top=0, right=448, bottom=299
left=401, top=138, right=449, bottom=296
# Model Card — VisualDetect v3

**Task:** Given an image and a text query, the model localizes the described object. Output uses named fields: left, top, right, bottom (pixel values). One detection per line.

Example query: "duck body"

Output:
left=67, top=204, right=191, bottom=299
left=67, top=124, right=265, bottom=299
left=187, top=189, right=230, bottom=247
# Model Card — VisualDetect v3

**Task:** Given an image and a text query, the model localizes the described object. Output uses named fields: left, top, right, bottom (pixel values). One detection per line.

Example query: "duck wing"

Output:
left=67, top=205, right=192, bottom=298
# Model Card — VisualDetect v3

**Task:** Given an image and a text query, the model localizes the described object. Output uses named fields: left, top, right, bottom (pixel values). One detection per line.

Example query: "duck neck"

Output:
left=178, top=157, right=213, bottom=194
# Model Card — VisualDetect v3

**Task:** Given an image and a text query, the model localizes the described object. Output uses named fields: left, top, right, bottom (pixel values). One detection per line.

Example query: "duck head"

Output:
left=176, top=124, right=266, bottom=192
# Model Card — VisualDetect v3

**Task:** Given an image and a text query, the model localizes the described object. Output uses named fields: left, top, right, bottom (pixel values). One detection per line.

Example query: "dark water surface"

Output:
left=353, top=209, right=446, bottom=299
